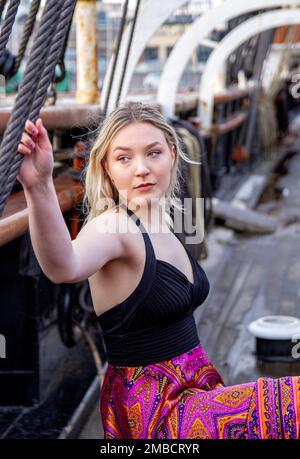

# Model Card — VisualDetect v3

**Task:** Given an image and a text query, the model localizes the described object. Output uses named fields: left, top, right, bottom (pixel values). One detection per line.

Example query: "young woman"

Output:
left=18, top=102, right=300, bottom=439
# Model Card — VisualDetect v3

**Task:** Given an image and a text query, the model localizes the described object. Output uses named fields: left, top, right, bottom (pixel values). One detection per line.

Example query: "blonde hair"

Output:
left=82, top=101, right=200, bottom=225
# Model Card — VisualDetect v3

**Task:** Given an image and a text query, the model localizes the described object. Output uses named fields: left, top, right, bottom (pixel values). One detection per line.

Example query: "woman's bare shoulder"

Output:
left=79, top=206, right=124, bottom=232
left=68, top=207, right=132, bottom=283
left=78, top=205, right=137, bottom=252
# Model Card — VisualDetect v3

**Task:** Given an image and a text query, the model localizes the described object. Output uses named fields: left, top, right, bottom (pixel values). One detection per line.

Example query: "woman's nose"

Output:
left=134, top=158, right=150, bottom=175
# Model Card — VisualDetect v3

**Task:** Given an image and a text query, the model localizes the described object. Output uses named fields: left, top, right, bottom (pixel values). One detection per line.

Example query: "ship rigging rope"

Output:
left=13, top=0, right=41, bottom=75
left=116, top=0, right=141, bottom=107
left=102, top=0, right=129, bottom=115
left=0, top=0, right=7, bottom=22
left=0, top=0, right=21, bottom=61
left=53, top=4, right=75, bottom=85
left=103, top=0, right=141, bottom=114
left=0, top=0, right=76, bottom=216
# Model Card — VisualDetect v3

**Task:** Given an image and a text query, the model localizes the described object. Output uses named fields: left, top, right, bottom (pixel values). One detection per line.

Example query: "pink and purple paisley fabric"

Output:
left=100, top=342, right=300, bottom=439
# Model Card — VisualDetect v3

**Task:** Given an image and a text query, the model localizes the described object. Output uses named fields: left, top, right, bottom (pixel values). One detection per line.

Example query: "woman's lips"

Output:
left=135, top=184, right=155, bottom=190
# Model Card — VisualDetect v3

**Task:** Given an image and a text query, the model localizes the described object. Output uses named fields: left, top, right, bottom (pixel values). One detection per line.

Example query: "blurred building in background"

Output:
left=5, top=0, right=225, bottom=94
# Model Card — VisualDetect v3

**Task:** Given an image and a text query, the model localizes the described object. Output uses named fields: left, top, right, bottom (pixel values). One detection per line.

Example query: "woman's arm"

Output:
left=24, top=181, right=125, bottom=283
left=23, top=179, right=77, bottom=283
left=18, top=119, right=126, bottom=284
left=19, top=118, right=77, bottom=282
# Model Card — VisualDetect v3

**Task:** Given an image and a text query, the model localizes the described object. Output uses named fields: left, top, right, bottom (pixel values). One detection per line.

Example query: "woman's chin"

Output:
left=133, top=193, right=168, bottom=207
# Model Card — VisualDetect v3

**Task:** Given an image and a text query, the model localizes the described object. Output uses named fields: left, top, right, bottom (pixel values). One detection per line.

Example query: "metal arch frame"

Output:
left=100, top=0, right=187, bottom=113
left=198, top=9, right=300, bottom=129
left=157, top=0, right=300, bottom=119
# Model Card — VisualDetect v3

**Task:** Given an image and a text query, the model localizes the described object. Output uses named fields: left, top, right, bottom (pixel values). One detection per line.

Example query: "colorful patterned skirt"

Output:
left=100, top=342, right=300, bottom=439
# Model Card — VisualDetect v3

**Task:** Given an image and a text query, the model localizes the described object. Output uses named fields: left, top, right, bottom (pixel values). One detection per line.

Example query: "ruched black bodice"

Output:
left=97, top=205, right=210, bottom=366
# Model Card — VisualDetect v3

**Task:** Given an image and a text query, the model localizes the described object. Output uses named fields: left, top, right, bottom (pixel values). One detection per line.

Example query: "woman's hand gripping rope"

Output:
left=17, top=118, right=54, bottom=190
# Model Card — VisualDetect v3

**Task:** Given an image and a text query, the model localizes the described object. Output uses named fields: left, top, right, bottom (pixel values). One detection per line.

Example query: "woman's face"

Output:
left=105, top=121, right=176, bottom=208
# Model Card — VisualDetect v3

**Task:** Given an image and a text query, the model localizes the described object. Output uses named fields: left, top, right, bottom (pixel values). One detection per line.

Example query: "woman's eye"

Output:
left=117, top=156, right=129, bottom=162
left=118, top=152, right=160, bottom=161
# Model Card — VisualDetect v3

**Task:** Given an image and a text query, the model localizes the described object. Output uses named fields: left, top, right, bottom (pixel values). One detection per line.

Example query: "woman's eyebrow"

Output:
left=113, top=141, right=162, bottom=153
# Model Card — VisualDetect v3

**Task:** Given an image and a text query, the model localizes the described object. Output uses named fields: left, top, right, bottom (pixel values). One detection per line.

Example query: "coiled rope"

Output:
left=0, top=0, right=76, bottom=216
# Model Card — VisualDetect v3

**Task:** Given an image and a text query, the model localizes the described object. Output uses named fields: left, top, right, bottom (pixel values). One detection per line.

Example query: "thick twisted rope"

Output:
left=0, top=0, right=21, bottom=61
left=53, top=5, right=75, bottom=85
left=116, top=0, right=141, bottom=107
left=102, top=0, right=129, bottom=116
left=0, top=0, right=65, bottom=215
left=28, top=0, right=76, bottom=120
left=13, top=0, right=41, bottom=75
left=0, top=0, right=7, bottom=22
left=6, top=0, right=77, bottom=193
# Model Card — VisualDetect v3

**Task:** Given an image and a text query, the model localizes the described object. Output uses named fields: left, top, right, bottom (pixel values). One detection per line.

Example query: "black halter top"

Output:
left=97, top=205, right=210, bottom=366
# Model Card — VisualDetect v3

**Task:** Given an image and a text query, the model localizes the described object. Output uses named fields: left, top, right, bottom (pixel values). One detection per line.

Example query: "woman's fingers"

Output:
left=25, top=119, right=38, bottom=136
left=35, top=118, right=51, bottom=146
left=20, top=118, right=51, bottom=156
left=18, top=142, right=32, bottom=155
left=21, top=132, right=35, bottom=148
left=18, top=120, right=39, bottom=154
left=18, top=132, right=35, bottom=155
